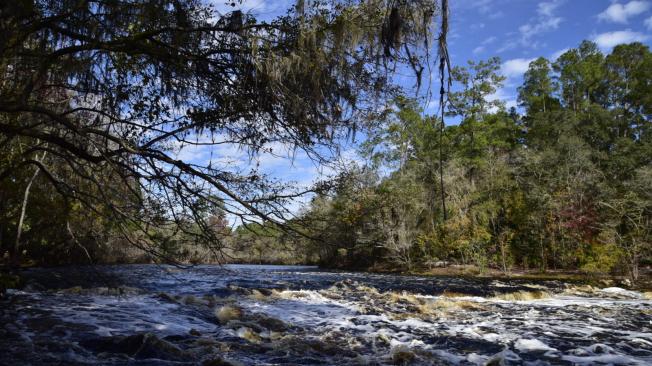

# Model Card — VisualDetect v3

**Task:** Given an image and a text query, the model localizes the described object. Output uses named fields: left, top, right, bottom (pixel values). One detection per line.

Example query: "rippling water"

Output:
left=1, top=265, right=651, bottom=365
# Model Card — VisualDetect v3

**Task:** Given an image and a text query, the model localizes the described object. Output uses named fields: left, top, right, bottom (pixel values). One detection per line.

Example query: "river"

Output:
left=1, top=264, right=651, bottom=365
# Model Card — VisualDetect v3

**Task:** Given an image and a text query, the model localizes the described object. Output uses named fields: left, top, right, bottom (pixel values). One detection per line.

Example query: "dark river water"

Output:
left=1, top=264, right=651, bottom=365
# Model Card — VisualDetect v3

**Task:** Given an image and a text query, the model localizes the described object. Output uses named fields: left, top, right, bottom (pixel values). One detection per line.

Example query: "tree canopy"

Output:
left=285, top=40, right=651, bottom=282
left=0, top=0, right=448, bottom=264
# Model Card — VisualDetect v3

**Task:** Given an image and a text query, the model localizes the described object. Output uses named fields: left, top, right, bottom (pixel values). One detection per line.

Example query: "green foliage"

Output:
left=581, top=242, right=622, bottom=276
left=518, top=57, right=559, bottom=113
left=289, top=41, right=652, bottom=281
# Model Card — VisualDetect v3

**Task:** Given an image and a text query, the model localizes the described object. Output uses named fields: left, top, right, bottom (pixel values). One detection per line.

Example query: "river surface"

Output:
left=1, top=264, right=651, bottom=365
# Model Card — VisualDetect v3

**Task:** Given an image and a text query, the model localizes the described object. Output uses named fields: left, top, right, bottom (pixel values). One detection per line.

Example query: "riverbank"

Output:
left=3, top=260, right=652, bottom=294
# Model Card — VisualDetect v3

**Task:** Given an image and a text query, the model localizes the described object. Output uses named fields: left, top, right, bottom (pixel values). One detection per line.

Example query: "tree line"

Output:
left=267, top=40, right=651, bottom=281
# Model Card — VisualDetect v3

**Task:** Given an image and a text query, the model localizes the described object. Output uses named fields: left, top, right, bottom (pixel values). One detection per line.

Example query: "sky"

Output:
left=448, top=0, right=652, bottom=111
left=195, top=0, right=652, bottom=219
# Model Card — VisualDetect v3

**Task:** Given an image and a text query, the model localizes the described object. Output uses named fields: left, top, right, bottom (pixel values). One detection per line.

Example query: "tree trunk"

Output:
left=539, top=233, right=546, bottom=273
left=438, top=118, right=447, bottom=221
left=500, top=240, right=508, bottom=274
left=629, top=249, right=639, bottom=283
left=13, top=152, right=47, bottom=265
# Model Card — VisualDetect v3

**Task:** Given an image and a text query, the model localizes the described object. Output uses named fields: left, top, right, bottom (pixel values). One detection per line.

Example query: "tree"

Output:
left=448, top=57, right=506, bottom=121
left=599, top=167, right=652, bottom=282
left=553, top=41, right=605, bottom=111
left=518, top=57, right=558, bottom=113
left=0, top=0, right=448, bottom=264
left=447, top=57, right=506, bottom=187
left=316, top=41, right=651, bottom=275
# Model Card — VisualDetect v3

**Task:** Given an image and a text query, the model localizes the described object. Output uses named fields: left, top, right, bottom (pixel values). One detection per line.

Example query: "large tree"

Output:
left=0, top=0, right=449, bottom=263
left=517, top=57, right=558, bottom=114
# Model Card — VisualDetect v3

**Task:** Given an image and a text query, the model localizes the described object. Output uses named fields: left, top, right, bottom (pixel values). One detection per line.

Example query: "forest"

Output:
left=0, top=1, right=649, bottom=283
left=0, top=0, right=442, bottom=268
left=237, top=41, right=652, bottom=283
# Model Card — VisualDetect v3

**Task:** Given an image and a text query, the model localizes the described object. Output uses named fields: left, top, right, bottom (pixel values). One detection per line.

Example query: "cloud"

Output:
left=175, top=144, right=211, bottom=162
left=538, top=0, right=564, bottom=17
left=472, top=37, right=497, bottom=55
left=519, top=16, right=563, bottom=43
left=475, top=0, right=493, bottom=14
left=473, top=0, right=505, bottom=19
left=501, top=58, right=536, bottom=78
left=483, top=36, right=498, bottom=44
left=496, top=0, right=564, bottom=52
left=598, top=1, right=650, bottom=23
left=646, top=15, right=652, bottom=29
left=551, top=48, right=570, bottom=60
left=488, top=11, right=505, bottom=19
left=487, top=87, right=516, bottom=112
left=593, top=30, right=650, bottom=49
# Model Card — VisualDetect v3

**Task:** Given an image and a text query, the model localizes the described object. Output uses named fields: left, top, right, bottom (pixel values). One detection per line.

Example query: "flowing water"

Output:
left=1, top=264, right=651, bottom=365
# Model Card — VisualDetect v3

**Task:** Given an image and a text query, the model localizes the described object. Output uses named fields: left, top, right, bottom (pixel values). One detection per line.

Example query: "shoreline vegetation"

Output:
left=3, top=261, right=651, bottom=293
left=1, top=2, right=650, bottom=295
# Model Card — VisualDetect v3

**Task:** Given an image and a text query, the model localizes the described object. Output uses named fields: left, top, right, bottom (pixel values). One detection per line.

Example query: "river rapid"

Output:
left=1, top=265, right=651, bottom=365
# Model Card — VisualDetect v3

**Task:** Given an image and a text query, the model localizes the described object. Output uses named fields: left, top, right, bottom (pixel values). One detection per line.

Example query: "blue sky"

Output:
left=448, top=0, right=652, bottom=110
left=198, top=0, right=652, bottom=219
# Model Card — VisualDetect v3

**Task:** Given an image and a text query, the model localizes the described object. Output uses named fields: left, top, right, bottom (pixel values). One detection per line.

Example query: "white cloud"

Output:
left=593, top=30, right=650, bottom=49
left=473, top=0, right=505, bottom=18
left=483, top=36, right=497, bottom=45
left=598, top=1, right=650, bottom=23
left=498, top=0, right=564, bottom=52
left=645, top=15, right=652, bottom=29
left=488, top=11, right=505, bottom=19
left=475, top=0, right=492, bottom=14
left=538, top=0, right=564, bottom=17
left=487, top=87, right=516, bottom=112
left=175, top=144, right=211, bottom=162
left=551, top=48, right=570, bottom=60
left=472, top=37, right=496, bottom=55
left=519, top=16, right=563, bottom=42
left=501, top=58, right=536, bottom=78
